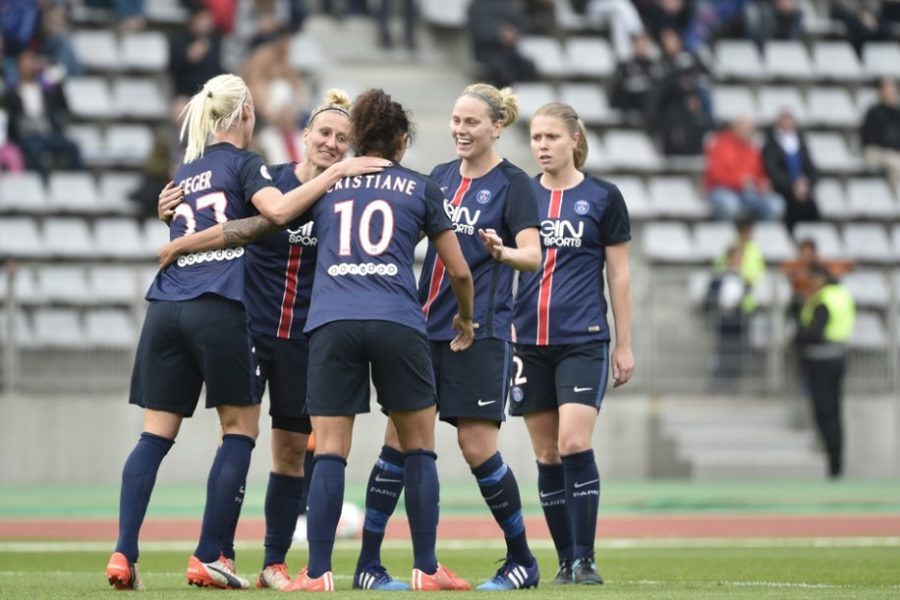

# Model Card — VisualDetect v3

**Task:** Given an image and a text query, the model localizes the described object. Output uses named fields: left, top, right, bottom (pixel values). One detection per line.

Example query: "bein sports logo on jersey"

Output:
left=327, top=263, right=399, bottom=277
left=444, top=199, right=481, bottom=236
left=540, top=219, right=584, bottom=248
left=287, top=221, right=317, bottom=246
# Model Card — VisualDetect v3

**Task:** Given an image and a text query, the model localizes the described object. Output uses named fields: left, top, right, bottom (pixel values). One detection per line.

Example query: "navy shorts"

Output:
left=432, top=338, right=511, bottom=425
left=306, top=320, right=437, bottom=416
left=254, top=333, right=312, bottom=434
left=130, top=296, right=259, bottom=417
left=509, top=341, right=609, bottom=416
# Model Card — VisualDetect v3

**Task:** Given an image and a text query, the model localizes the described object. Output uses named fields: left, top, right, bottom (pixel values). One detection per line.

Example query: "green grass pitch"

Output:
left=1, top=540, right=898, bottom=599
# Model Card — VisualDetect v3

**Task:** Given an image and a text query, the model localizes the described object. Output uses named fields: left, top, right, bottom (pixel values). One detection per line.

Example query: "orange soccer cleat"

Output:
left=411, top=563, right=472, bottom=591
left=186, top=554, right=250, bottom=589
left=281, top=567, right=335, bottom=592
left=106, top=551, right=145, bottom=591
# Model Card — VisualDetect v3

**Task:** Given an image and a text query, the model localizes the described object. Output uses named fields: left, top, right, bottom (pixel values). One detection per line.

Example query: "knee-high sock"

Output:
left=472, top=452, right=532, bottom=565
left=220, top=477, right=245, bottom=562
left=562, top=449, right=599, bottom=559
left=115, top=432, right=174, bottom=562
left=537, top=461, right=573, bottom=563
left=403, top=449, right=439, bottom=573
left=262, top=472, right=305, bottom=568
left=356, top=445, right=405, bottom=569
left=306, top=454, right=346, bottom=578
left=194, top=434, right=255, bottom=563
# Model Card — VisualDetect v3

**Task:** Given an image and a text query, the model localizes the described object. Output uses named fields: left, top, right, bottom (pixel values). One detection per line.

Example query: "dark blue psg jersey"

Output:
left=513, top=176, right=631, bottom=345
left=147, top=143, right=275, bottom=304
left=419, top=159, right=540, bottom=341
left=304, top=164, right=451, bottom=334
left=242, top=163, right=315, bottom=339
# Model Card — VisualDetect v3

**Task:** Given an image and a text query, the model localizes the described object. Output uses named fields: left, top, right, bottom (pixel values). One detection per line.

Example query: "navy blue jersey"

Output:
left=513, top=176, right=631, bottom=345
left=147, top=143, right=274, bottom=303
left=243, top=162, right=317, bottom=339
left=304, top=165, right=451, bottom=334
left=419, top=159, right=540, bottom=341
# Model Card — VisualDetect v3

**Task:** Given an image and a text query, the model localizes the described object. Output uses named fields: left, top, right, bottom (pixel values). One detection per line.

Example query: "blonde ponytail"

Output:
left=461, top=82, right=519, bottom=128
left=307, top=88, right=352, bottom=126
left=180, top=74, right=251, bottom=163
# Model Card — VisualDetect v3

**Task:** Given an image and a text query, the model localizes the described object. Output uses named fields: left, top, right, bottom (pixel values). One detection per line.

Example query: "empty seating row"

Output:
left=0, top=171, right=141, bottom=215
left=64, top=76, right=169, bottom=120
left=66, top=124, right=153, bottom=168
left=713, top=85, right=877, bottom=128
left=0, top=264, right=156, bottom=306
left=516, top=82, right=617, bottom=126
left=642, top=221, right=900, bottom=264
left=746, top=309, right=896, bottom=350
left=72, top=30, right=168, bottom=72
left=0, top=307, right=138, bottom=349
left=0, top=217, right=169, bottom=260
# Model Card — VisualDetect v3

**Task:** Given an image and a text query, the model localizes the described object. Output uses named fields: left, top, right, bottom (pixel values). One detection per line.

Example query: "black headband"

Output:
left=308, top=105, right=350, bottom=124
left=465, top=91, right=503, bottom=122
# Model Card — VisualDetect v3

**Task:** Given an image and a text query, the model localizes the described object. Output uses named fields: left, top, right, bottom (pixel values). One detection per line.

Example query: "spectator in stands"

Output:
left=377, top=0, right=418, bottom=50
left=795, top=264, right=855, bottom=479
left=743, top=0, right=804, bottom=47
left=320, top=0, right=369, bottom=17
left=84, top=0, right=147, bottom=32
left=240, top=25, right=307, bottom=126
left=254, top=79, right=305, bottom=164
left=861, top=77, right=900, bottom=189
left=609, top=32, right=664, bottom=122
left=659, top=90, right=713, bottom=155
left=0, top=93, right=25, bottom=173
left=762, top=108, right=819, bottom=233
left=39, top=3, right=84, bottom=77
left=0, top=0, right=41, bottom=56
left=646, top=27, right=713, bottom=127
left=705, top=115, right=785, bottom=221
left=830, top=0, right=894, bottom=56
left=467, top=0, right=538, bottom=89
left=169, top=4, right=224, bottom=98
left=523, top=0, right=558, bottom=36
left=636, top=0, right=700, bottom=51
left=578, top=0, right=646, bottom=58
left=781, top=238, right=854, bottom=316
left=4, top=49, right=82, bottom=178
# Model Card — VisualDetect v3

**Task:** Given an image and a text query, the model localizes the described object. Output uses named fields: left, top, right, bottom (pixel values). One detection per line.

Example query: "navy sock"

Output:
left=537, top=461, right=573, bottom=563
left=115, top=432, right=174, bottom=563
left=356, top=445, right=405, bottom=570
left=562, top=449, right=600, bottom=559
left=472, top=452, right=532, bottom=566
left=306, top=454, right=346, bottom=578
left=220, top=479, right=245, bottom=562
left=263, top=472, right=305, bottom=568
left=403, top=449, right=439, bottom=573
left=194, top=434, right=255, bottom=563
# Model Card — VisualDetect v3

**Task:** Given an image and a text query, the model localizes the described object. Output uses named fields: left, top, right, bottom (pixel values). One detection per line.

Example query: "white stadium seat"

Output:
left=419, top=0, right=470, bottom=28
left=605, top=130, right=663, bottom=171
left=84, top=308, right=137, bottom=348
left=0, top=217, right=48, bottom=259
left=106, top=125, right=154, bottom=167
left=94, top=218, right=148, bottom=260
left=143, top=218, right=171, bottom=256
left=692, top=222, right=733, bottom=262
left=793, top=222, right=844, bottom=259
left=64, top=77, right=117, bottom=119
left=893, top=224, right=900, bottom=259
left=764, top=41, right=814, bottom=81
left=613, top=176, right=654, bottom=220
left=580, top=129, right=609, bottom=174
left=71, top=30, right=120, bottom=71
left=120, top=31, right=169, bottom=71
left=712, top=86, right=757, bottom=123
left=113, top=78, right=168, bottom=119
left=289, top=33, right=326, bottom=75
left=642, top=221, right=696, bottom=263
left=559, top=83, right=612, bottom=125
left=842, top=223, right=894, bottom=264
left=862, top=42, right=900, bottom=79
left=812, top=41, right=864, bottom=81
left=565, top=38, right=614, bottom=78
left=66, top=124, right=106, bottom=166
left=42, top=217, right=95, bottom=258
left=814, top=178, right=852, bottom=221
left=0, top=264, right=41, bottom=304
left=757, top=86, right=808, bottom=125
left=754, top=222, right=795, bottom=262
left=647, top=176, right=707, bottom=219
left=849, top=311, right=887, bottom=350
left=48, top=172, right=101, bottom=214
left=31, top=308, right=84, bottom=349
left=842, top=270, right=890, bottom=308
left=98, top=172, right=141, bottom=214
left=88, top=265, right=142, bottom=304
left=0, top=172, right=49, bottom=213
left=514, top=82, right=556, bottom=121
left=518, top=36, right=570, bottom=78
left=806, top=87, right=858, bottom=128
left=806, top=132, right=861, bottom=173
left=36, top=266, right=90, bottom=305
left=715, top=40, right=764, bottom=80
left=846, top=178, right=898, bottom=219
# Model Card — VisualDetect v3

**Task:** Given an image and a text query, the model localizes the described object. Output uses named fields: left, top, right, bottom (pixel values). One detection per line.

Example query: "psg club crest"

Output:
left=475, top=189, right=492, bottom=204
left=511, top=386, right=524, bottom=403
left=574, top=200, right=589, bottom=215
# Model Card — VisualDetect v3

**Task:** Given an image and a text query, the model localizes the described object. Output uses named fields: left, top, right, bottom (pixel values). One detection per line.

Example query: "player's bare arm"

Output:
left=478, top=226, right=541, bottom=272
left=606, top=241, right=635, bottom=387
left=432, top=229, right=475, bottom=351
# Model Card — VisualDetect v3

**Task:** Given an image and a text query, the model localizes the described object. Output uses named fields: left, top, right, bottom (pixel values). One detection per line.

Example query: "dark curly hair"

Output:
left=350, top=89, right=415, bottom=160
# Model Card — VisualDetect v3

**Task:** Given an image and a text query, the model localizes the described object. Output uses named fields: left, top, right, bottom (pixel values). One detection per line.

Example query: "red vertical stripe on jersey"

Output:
left=536, top=189, right=564, bottom=345
left=422, top=177, right=472, bottom=317
left=276, top=245, right=303, bottom=338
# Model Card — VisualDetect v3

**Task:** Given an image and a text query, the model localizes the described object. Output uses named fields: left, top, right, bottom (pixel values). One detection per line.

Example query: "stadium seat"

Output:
left=565, top=38, right=614, bottom=78
left=712, top=86, right=757, bottom=124
left=647, top=176, right=707, bottom=218
left=846, top=178, right=898, bottom=219
left=806, top=87, right=858, bottom=128
left=692, top=222, right=733, bottom=262
left=842, top=223, right=895, bottom=265
left=715, top=40, right=764, bottom=81
left=605, top=130, right=663, bottom=171
left=419, top=0, right=470, bottom=28
left=814, top=178, right=852, bottom=221
left=48, top=172, right=101, bottom=214
left=0, top=172, right=49, bottom=213
left=764, top=41, right=814, bottom=81
left=518, top=36, right=570, bottom=78
left=84, top=308, right=137, bottom=348
left=862, top=42, right=900, bottom=79
left=31, top=307, right=84, bottom=349
left=106, top=124, right=154, bottom=167
left=94, top=218, right=148, bottom=260
left=581, top=129, right=609, bottom=175
left=849, top=311, right=887, bottom=350
left=120, top=31, right=169, bottom=72
left=806, top=132, right=860, bottom=173
left=113, top=78, right=168, bottom=119
left=893, top=224, right=900, bottom=259
left=42, top=217, right=95, bottom=258
left=513, top=82, right=556, bottom=121
left=613, top=176, right=654, bottom=220
left=66, top=124, right=106, bottom=166
left=793, top=222, right=844, bottom=259
left=0, top=217, right=48, bottom=259
left=812, top=41, right=864, bottom=81
left=752, top=271, right=791, bottom=307
left=289, top=33, right=326, bottom=75
left=71, top=30, right=121, bottom=71
left=64, top=77, right=117, bottom=120
left=145, top=0, right=188, bottom=23
left=0, top=308, right=36, bottom=349
left=36, top=266, right=90, bottom=305
left=555, top=0, right=586, bottom=32
left=842, top=270, right=890, bottom=308
left=757, top=85, right=808, bottom=125
left=855, top=87, right=878, bottom=115
left=88, top=265, right=142, bottom=304
left=142, top=218, right=170, bottom=256
left=559, top=83, right=613, bottom=125
left=98, top=172, right=142, bottom=214
left=753, top=222, right=795, bottom=262
left=0, top=264, right=41, bottom=304
left=800, top=0, right=833, bottom=35
left=687, top=269, right=712, bottom=306
left=641, top=221, right=696, bottom=263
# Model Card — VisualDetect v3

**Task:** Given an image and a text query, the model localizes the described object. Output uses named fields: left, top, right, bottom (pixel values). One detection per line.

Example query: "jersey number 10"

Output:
left=334, top=199, right=395, bottom=256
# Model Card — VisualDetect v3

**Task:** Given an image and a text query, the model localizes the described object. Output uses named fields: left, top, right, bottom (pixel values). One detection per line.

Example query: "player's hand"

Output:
left=478, top=228, right=505, bottom=262
left=158, top=181, right=183, bottom=224
left=339, top=156, right=392, bottom=178
left=450, top=314, right=475, bottom=352
left=611, top=345, right=635, bottom=387
left=158, top=239, right=184, bottom=268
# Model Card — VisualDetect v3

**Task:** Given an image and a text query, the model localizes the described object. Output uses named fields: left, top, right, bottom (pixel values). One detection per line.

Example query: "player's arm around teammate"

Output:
left=511, top=102, right=634, bottom=586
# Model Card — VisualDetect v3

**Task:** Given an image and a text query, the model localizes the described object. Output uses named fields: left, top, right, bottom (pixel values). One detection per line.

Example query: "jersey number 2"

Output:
left=334, top=199, right=395, bottom=256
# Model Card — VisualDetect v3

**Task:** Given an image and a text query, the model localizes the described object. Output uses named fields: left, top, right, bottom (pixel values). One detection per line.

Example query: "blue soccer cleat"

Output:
left=476, top=556, right=540, bottom=590
left=353, top=561, right=411, bottom=591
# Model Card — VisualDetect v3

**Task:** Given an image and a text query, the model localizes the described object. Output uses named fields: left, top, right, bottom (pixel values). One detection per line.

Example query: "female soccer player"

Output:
left=513, top=101, right=634, bottom=584
left=284, top=88, right=475, bottom=592
left=156, top=89, right=363, bottom=590
left=355, top=82, right=544, bottom=591
left=104, top=74, right=386, bottom=591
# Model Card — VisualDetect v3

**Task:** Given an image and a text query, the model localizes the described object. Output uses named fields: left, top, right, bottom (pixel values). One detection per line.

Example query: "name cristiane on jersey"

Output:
left=541, top=219, right=583, bottom=247
left=327, top=173, right=418, bottom=195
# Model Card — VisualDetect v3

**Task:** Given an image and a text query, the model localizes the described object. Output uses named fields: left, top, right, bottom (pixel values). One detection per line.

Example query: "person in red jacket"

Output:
left=704, top=115, right=785, bottom=222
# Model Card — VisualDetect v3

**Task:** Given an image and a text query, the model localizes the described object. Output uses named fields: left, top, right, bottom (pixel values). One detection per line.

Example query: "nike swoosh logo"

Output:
left=477, top=399, right=497, bottom=406
left=484, top=489, right=503, bottom=500
left=573, top=479, right=599, bottom=488
left=539, top=489, right=564, bottom=498
left=374, top=474, right=402, bottom=483
left=573, top=386, right=593, bottom=393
